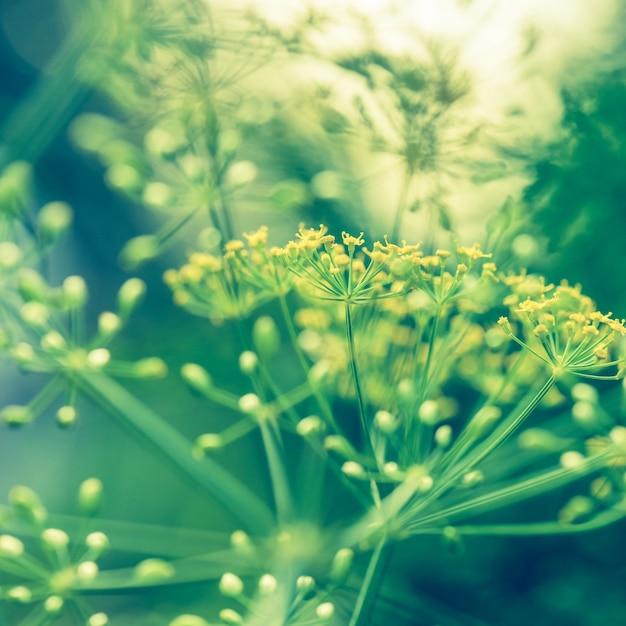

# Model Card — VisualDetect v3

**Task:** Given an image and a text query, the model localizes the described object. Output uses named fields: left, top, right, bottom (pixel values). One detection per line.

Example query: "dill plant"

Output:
left=1, top=1, right=626, bottom=625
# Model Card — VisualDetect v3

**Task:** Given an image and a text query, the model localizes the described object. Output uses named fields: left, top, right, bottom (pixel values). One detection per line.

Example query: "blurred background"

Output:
left=1, top=0, right=626, bottom=624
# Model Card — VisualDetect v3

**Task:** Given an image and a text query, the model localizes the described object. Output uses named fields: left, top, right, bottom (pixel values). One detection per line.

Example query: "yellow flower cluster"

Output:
left=499, top=281, right=626, bottom=379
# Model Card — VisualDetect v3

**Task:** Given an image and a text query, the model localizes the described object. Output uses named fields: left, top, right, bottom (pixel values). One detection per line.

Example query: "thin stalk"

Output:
left=277, top=292, right=340, bottom=433
left=345, top=301, right=373, bottom=457
left=348, top=538, right=391, bottom=626
left=74, top=371, right=275, bottom=534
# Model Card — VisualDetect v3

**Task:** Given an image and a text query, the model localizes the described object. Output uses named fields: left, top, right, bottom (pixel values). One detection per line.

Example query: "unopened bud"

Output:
left=134, top=558, right=175, bottom=583
left=78, top=478, right=103, bottom=515
left=56, top=405, right=77, bottom=428
left=7, top=586, right=31, bottom=603
left=37, top=201, right=73, bottom=242
left=0, top=534, right=24, bottom=557
left=41, top=331, right=67, bottom=353
left=374, top=410, right=397, bottom=433
left=87, top=348, right=111, bottom=369
left=330, top=548, right=353, bottom=584
left=324, top=435, right=358, bottom=460
left=41, top=528, right=69, bottom=550
left=0, top=241, right=23, bottom=269
left=88, top=613, right=109, bottom=626
left=119, top=235, right=159, bottom=270
left=258, top=573, right=277, bottom=595
left=194, top=434, right=223, bottom=456
left=219, top=609, right=243, bottom=624
left=1, top=405, right=32, bottom=426
left=252, top=316, right=280, bottom=358
left=63, top=275, right=88, bottom=309
left=20, top=301, right=49, bottom=328
left=558, top=495, right=594, bottom=524
left=17, top=268, right=48, bottom=301
left=296, top=415, right=325, bottom=437
left=98, top=312, right=122, bottom=336
left=44, top=595, right=64, bottom=615
left=181, top=363, right=212, bottom=395
left=133, top=357, right=168, bottom=378
left=85, top=532, right=109, bottom=556
left=76, top=561, right=99, bottom=583
left=435, top=424, right=452, bottom=448
left=9, top=485, right=47, bottom=524
left=239, top=393, right=260, bottom=414
left=316, top=602, right=335, bottom=620
left=219, top=572, right=244, bottom=597
left=239, top=351, right=258, bottom=375
left=296, top=575, right=316, bottom=598
left=418, top=400, right=439, bottom=425
left=169, top=616, right=210, bottom=626
left=341, top=461, right=367, bottom=479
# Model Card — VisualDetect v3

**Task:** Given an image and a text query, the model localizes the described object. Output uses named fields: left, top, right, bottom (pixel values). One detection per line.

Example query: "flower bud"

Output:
left=134, top=558, right=175, bottom=583
left=7, top=586, right=31, bottom=603
left=1, top=405, right=32, bottom=426
left=0, top=534, right=24, bottom=557
left=230, top=530, right=253, bottom=552
left=238, top=393, right=260, bottom=414
left=87, top=348, right=111, bottom=369
left=296, top=415, right=325, bottom=437
left=132, top=357, right=168, bottom=379
left=560, top=450, right=586, bottom=470
left=219, top=609, right=243, bottom=624
left=78, top=478, right=103, bottom=515
left=20, top=301, right=49, bottom=328
left=119, top=235, right=159, bottom=269
left=258, top=573, right=277, bottom=595
left=239, top=351, right=258, bottom=375
left=88, top=613, right=109, bottom=626
left=558, top=495, right=594, bottom=524
left=56, top=405, right=77, bottom=428
left=341, top=461, right=367, bottom=479
left=9, top=485, right=47, bottom=524
left=41, top=331, right=67, bottom=353
left=41, top=528, right=70, bottom=550
left=98, top=312, right=122, bottom=337
left=219, top=572, right=244, bottom=597
left=181, top=363, right=213, bottom=396
left=435, top=424, right=452, bottom=448
left=77, top=561, right=99, bottom=583
left=169, top=616, right=210, bottom=626
left=324, top=435, right=358, bottom=460
left=418, top=400, right=439, bottom=425
left=117, top=278, right=146, bottom=319
left=44, top=595, right=64, bottom=615
left=17, top=268, right=48, bottom=301
left=252, top=316, right=280, bottom=359
left=330, top=548, right=353, bottom=584
left=316, top=602, right=335, bottom=621
left=85, top=532, right=109, bottom=557
left=143, top=182, right=174, bottom=209
left=296, top=575, right=316, bottom=599
left=194, top=434, right=223, bottom=458
left=0, top=241, right=23, bottom=270
left=63, top=275, right=88, bottom=309
left=37, top=201, right=73, bottom=242
left=374, top=410, right=397, bottom=433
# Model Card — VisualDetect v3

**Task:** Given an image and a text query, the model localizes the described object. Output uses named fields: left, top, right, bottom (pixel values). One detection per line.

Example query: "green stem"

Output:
left=348, top=538, right=391, bottom=626
left=277, top=293, right=340, bottom=433
left=345, top=301, right=373, bottom=457
left=74, top=371, right=275, bottom=534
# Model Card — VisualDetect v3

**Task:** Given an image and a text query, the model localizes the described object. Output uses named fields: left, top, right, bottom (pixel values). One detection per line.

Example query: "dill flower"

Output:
left=499, top=281, right=626, bottom=380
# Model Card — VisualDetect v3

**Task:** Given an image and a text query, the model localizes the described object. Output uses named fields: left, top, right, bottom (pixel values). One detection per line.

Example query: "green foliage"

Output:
left=1, top=2, right=626, bottom=625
